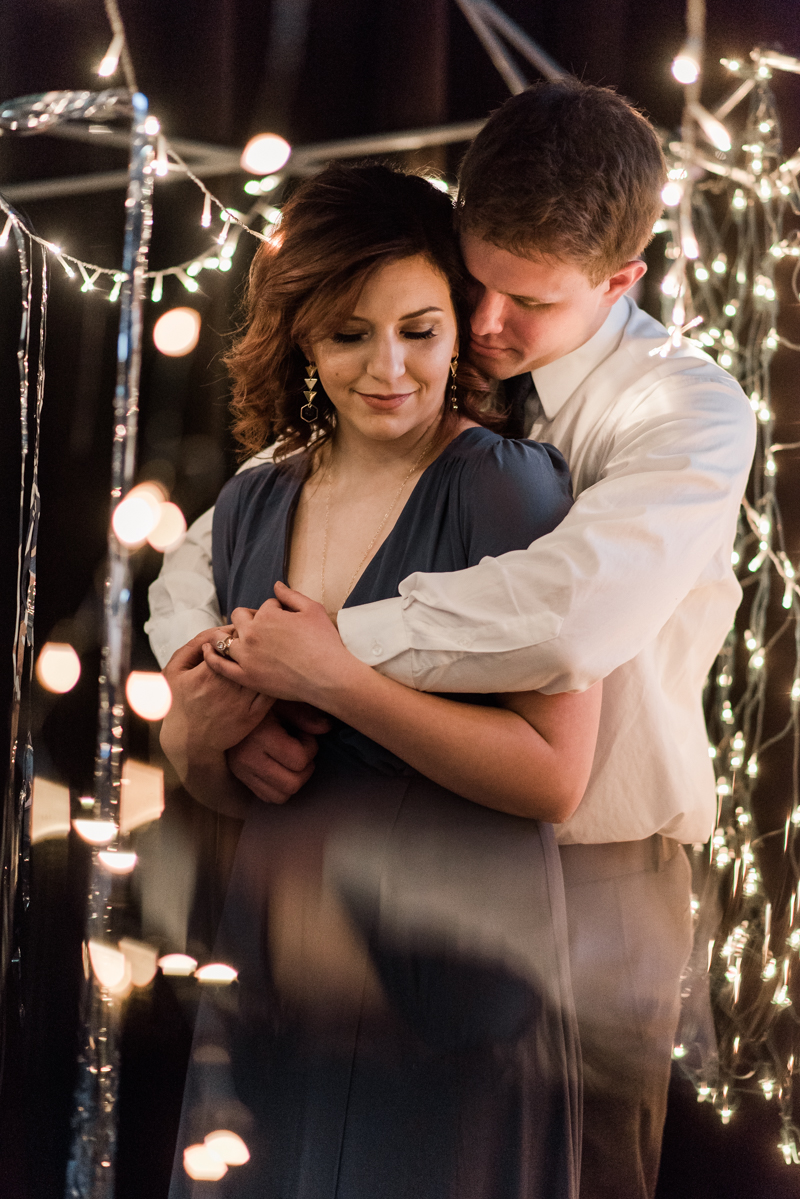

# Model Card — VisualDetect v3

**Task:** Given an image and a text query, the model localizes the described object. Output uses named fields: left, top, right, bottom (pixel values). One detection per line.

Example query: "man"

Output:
left=146, top=80, right=755, bottom=1198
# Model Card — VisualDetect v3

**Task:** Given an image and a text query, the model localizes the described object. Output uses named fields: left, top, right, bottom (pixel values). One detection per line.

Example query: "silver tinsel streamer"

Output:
left=62, top=89, right=154, bottom=1198
left=0, top=221, right=46, bottom=1037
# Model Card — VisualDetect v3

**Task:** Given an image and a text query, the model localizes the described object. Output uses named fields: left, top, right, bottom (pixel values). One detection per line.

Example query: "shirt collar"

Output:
left=531, top=296, right=630, bottom=420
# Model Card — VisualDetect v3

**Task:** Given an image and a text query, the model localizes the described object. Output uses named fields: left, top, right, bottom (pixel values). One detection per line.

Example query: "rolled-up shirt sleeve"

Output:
left=338, top=373, right=755, bottom=694
left=145, top=506, right=222, bottom=667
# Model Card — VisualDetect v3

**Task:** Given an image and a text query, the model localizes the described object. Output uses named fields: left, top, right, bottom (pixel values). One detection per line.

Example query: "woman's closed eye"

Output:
left=330, top=325, right=438, bottom=344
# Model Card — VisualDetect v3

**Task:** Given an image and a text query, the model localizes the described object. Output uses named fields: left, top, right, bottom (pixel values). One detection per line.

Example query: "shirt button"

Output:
left=372, top=643, right=383, bottom=656
left=458, top=637, right=470, bottom=648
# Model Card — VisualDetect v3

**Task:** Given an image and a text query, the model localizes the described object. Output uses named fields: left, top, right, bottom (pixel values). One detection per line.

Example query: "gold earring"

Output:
left=449, top=355, right=459, bottom=411
left=301, top=362, right=318, bottom=423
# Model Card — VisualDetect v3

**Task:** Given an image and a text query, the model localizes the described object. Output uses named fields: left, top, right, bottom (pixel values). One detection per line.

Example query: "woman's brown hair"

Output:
left=225, top=163, right=499, bottom=460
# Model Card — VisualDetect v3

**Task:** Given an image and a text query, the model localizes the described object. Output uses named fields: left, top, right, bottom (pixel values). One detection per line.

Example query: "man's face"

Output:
left=461, top=231, right=639, bottom=380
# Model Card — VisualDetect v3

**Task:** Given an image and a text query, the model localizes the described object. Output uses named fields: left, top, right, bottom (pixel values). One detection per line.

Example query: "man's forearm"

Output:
left=339, top=380, right=755, bottom=695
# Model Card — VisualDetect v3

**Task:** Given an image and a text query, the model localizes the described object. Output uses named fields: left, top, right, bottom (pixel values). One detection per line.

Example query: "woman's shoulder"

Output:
left=443, top=425, right=571, bottom=491
left=439, top=426, right=573, bottom=565
left=214, top=454, right=305, bottom=531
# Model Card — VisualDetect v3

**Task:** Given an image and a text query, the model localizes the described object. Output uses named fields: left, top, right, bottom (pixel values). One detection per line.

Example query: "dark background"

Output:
left=2, top=1, right=800, bottom=1196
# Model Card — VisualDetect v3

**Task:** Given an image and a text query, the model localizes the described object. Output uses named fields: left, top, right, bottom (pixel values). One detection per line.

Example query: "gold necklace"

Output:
left=320, top=441, right=431, bottom=612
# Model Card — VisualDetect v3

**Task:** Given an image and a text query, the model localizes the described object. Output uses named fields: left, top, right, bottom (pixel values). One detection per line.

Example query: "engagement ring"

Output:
left=215, top=634, right=235, bottom=659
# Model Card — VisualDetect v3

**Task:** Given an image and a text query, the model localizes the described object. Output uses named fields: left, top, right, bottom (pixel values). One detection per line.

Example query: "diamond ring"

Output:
left=215, top=634, right=235, bottom=659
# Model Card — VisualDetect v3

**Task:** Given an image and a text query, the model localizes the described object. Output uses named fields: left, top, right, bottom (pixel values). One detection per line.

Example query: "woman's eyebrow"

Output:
left=399, top=306, right=443, bottom=320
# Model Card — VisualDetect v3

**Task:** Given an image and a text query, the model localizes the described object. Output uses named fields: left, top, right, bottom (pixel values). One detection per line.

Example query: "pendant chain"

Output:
left=320, top=442, right=431, bottom=613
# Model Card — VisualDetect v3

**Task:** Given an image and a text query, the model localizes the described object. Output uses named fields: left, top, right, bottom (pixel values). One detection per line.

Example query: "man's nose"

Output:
left=470, top=288, right=506, bottom=337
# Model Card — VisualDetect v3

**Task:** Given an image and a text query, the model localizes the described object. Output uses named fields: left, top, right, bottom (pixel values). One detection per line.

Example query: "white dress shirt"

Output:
left=146, top=297, right=755, bottom=846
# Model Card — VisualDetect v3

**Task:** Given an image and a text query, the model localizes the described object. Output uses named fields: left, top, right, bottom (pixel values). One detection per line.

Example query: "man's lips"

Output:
left=470, top=339, right=512, bottom=358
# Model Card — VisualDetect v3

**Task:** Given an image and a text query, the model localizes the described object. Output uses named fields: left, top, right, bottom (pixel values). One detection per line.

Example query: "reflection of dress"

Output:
left=169, top=427, right=580, bottom=1199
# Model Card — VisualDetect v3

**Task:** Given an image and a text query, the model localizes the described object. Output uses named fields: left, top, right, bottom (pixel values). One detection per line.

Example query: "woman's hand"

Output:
left=203, top=581, right=363, bottom=708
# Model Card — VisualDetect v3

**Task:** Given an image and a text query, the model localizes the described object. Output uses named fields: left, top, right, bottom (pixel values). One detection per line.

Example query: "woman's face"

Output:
left=309, top=254, right=459, bottom=447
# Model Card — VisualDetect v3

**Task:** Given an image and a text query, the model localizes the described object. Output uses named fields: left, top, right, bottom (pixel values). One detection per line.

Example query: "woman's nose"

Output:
left=365, top=333, right=406, bottom=382
left=470, top=288, right=506, bottom=337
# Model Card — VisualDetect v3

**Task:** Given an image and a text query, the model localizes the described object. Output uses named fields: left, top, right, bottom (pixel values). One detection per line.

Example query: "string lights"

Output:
left=659, top=40, right=800, bottom=1163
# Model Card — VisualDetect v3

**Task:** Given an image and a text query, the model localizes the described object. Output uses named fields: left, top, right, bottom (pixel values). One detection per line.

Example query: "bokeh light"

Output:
left=112, top=484, right=163, bottom=546
left=126, top=671, right=172, bottom=720
left=661, top=181, right=683, bottom=208
left=240, top=132, right=291, bottom=175
left=153, top=306, right=201, bottom=357
left=672, top=53, right=700, bottom=84
left=120, top=759, right=165, bottom=833
left=88, top=940, right=127, bottom=989
left=72, top=818, right=117, bottom=845
left=36, top=642, right=81, bottom=693
left=119, top=938, right=158, bottom=987
left=158, top=953, right=198, bottom=976
left=98, top=850, right=138, bottom=874
left=195, top=963, right=238, bottom=984
left=147, top=501, right=187, bottom=552
left=184, top=1144, right=228, bottom=1181
left=31, top=778, right=71, bottom=843
left=204, top=1131, right=250, bottom=1166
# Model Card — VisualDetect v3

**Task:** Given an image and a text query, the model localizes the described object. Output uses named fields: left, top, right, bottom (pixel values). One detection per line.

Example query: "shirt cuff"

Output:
left=337, top=596, right=415, bottom=683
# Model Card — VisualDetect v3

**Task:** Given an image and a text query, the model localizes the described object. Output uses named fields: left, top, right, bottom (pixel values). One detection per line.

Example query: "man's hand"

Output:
left=160, top=627, right=274, bottom=817
left=202, top=582, right=362, bottom=708
left=226, top=702, right=332, bottom=804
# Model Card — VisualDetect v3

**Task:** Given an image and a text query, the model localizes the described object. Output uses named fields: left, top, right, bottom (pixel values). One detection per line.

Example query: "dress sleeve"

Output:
left=458, top=438, right=572, bottom=567
left=211, top=473, right=249, bottom=620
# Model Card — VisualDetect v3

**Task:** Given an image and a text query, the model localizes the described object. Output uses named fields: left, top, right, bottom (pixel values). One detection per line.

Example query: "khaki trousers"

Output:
left=559, top=836, right=693, bottom=1199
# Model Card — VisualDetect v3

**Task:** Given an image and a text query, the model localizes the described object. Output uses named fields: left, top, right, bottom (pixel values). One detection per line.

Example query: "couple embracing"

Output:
left=149, top=79, right=755, bottom=1199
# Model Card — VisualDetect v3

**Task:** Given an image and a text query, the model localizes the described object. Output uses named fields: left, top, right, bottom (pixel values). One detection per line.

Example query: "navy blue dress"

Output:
left=169, top=427, right=581, bottom=1199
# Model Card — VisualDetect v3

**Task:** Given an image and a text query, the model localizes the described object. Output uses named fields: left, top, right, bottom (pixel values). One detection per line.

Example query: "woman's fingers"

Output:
left=203, top=640, right=249, bottom=684
left=272, top=580, right=317, bottom=612
left=231, top=606, right=257, bottom=634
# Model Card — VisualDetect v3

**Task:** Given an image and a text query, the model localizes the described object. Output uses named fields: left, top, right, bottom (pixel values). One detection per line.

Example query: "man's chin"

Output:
left=471, top=348, right=524, bottom=381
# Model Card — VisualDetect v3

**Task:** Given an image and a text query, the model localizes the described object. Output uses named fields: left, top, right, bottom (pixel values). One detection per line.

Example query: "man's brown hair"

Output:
left=457, top=79, right=666, bottom=285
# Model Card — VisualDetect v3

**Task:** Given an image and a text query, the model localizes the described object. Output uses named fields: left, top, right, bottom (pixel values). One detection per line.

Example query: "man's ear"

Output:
left=600, top=259, right=647, bottom=307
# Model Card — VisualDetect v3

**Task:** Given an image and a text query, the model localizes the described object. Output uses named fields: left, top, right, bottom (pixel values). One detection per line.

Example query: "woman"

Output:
left=163, top=164, right=601, bottom=1199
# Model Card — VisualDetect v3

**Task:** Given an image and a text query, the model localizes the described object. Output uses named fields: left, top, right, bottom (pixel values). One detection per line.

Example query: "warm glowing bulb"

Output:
left=112, top=485, right=162, bottom=545
left=195, top=963, right=238, bottom=984
left=72, top=819, right=117, bottom=846
left=98, top=850, right=138, bottom=874
left=184, top=1145, right=228, bottom=1181
left=682, top=234, right=700, bottom=260
left=126, top=671, right=172, bottom=721
left=204, top=1131, right=250, bottom=1166
left=147, top=502, right=187, bottom=552
left=240, top=133, right=291, bottom=175
left=36, top=643, right=81, bottom=693
left=88, top=940, right=128, bottom=989
left=98, top=33, right=124, bottom=78
left=661, top=181, right=683, bottom=207
left=119, top=938, right=159, bottom=987
left=153, top=306, right=201, bottom=357
left=158, top=953, right=198, bottom=976
left=672, top=54, right=700, bottom=84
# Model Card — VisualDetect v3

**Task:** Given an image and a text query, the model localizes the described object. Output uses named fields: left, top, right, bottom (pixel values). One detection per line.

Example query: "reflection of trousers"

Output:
left=559, top=836, right=693, bottom=1199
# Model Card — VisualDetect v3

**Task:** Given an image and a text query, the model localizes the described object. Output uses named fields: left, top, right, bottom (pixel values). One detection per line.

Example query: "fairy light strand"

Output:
left=663, top=41, right=800, bottom=1163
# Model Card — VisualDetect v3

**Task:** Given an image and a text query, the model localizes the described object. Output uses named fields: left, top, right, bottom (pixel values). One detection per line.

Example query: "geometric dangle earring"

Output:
left=301, top=361, right=318, bottom=422
left=449, top=354, right=459, bottom=411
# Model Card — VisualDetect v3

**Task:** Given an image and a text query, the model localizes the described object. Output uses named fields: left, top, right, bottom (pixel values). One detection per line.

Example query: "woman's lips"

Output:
left=357, top=392, right=413, bottom=411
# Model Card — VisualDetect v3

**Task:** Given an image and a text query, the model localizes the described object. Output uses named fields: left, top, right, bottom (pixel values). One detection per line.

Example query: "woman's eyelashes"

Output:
left=329, top=326, right=437, bottom=344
